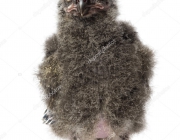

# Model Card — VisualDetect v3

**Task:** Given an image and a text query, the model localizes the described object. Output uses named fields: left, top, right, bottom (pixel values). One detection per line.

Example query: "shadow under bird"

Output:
left=36, top=0, right=155, bottom=139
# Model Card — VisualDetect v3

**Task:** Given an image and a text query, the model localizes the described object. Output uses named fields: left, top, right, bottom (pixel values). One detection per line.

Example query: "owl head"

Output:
left=58, top=0, right=117, bottom=18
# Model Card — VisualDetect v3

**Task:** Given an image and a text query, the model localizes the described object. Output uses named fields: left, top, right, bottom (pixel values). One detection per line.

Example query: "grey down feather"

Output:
left=36, top=0, right=155, bottom=140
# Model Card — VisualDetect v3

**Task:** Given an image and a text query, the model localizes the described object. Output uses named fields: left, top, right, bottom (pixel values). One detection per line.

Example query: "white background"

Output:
left=0, top=0, right=180, bottom=140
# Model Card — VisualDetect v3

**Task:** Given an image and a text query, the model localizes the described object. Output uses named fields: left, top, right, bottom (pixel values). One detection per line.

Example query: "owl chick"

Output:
left=36, top=0, right=155, bottom=140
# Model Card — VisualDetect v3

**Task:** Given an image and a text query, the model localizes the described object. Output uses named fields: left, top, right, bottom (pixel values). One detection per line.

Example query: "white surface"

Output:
left=0, top=0, right=180, bottom=140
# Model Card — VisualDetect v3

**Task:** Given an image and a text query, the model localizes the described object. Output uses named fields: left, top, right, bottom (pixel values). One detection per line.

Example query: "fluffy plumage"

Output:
left=36, top=0, right=155, bottom=139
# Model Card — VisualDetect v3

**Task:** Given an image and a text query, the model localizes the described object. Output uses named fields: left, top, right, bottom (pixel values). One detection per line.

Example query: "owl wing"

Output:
left=137, top=43, right=155, bottom=85
left=120, top=21, right=155, bottom=83
left=37, top=34, right=63, bottom=109
left=119, top=21, right=155, bottom=85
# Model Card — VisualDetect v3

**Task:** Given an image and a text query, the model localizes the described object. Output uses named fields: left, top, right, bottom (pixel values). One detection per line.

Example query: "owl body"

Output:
left=37, top=1, right=155, bottom=140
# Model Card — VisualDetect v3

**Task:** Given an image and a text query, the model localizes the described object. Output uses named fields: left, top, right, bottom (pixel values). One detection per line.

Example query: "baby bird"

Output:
left=36, top=0, right=155, bottom=140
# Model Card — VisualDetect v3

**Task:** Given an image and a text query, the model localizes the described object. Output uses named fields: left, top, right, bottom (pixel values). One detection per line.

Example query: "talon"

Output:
left=42, top=109, right=55, bottom=125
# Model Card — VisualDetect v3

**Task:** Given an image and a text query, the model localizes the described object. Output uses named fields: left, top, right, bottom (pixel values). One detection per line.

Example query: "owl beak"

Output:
left=77, top=0, right=88, bottom=16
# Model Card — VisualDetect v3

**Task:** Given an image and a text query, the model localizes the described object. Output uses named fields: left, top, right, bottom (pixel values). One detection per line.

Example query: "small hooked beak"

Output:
left=77, top=0, right=88, bottom=16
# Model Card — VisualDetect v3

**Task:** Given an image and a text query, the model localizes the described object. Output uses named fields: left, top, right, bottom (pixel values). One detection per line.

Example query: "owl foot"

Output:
left=42, top=109, right=55, bottom=125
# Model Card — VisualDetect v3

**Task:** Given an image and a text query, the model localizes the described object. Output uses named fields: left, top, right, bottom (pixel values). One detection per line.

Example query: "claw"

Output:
left=42, top=109, right=55, bottom=125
